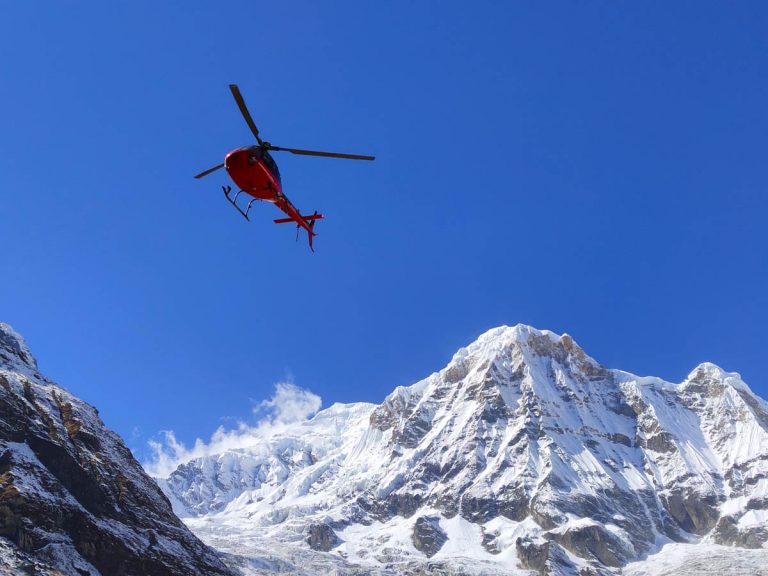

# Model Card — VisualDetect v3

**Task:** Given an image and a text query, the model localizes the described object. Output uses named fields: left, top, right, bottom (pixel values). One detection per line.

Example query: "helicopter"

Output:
left=194, top=84, right=374, bottom=250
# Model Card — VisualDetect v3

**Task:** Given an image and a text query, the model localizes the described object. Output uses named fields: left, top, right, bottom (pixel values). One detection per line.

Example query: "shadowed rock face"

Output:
left=548, top=523, right=632, bottom=568
left=663, top=490, right=722, bottom=535
left=411, top=516, right=447, bottom=557
left=306, top=523, right=340, bottom=551
left=515, top=537, right=574, bottom=576
left=713, top=515, right=768, bottom=549
left=0, top=323, right=234, bottom=576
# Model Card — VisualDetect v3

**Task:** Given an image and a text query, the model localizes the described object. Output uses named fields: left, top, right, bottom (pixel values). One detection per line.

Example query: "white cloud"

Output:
left=143, top=381, right=321, bottom=478
left=256, top=382, right=322, bottom=423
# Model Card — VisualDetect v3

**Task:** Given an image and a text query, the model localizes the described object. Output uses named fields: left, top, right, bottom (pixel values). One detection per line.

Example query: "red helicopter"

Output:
left=194, top=85, right=374, bottom=250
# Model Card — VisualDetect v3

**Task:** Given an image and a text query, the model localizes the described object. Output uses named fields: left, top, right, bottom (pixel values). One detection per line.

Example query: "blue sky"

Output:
left=1, top=2, right=767, bottom=459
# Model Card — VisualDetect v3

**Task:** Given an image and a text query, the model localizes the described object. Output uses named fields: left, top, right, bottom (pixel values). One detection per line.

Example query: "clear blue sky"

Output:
left=2, top=2, right=767, bottom=458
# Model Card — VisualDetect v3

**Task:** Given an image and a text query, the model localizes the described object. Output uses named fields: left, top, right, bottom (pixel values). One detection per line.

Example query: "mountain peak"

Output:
left=451, top=324, right=563, bottom=362
left=688, top=361, right=731, bottom=380
left=0, top=321, right=37, bottom=371
left=684, top=361, right=752, bottom=394
left=448, top=323, right=600, bottom=383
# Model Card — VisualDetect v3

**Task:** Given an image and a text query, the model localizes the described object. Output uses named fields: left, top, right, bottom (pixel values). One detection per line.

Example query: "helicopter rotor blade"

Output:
left=193, top=163, right=225, bottom=179
left=267, top=145, right=375, bottom=161
left=229, top=84, right=264, bottom=146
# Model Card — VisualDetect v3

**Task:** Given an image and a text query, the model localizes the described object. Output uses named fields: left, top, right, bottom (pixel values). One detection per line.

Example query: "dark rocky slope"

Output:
left=0, top=322, right=235, bottom=576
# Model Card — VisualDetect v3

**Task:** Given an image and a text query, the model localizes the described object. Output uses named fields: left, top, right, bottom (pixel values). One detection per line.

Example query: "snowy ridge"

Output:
left=156, top=324, right=768, bottom=575
left=0, top=321, right=38, bottom=373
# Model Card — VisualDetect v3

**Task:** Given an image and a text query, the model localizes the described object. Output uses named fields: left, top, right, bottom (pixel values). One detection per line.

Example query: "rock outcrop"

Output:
left=411, top=516, right=447, bottom=557
left=306, top=523, right=340, bottom=551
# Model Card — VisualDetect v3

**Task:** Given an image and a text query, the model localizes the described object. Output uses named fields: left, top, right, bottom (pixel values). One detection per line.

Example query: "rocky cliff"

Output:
left=0, top=323, right=235, bottom=576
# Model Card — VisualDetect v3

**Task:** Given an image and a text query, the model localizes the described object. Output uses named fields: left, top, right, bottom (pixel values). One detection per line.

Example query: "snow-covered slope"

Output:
left=0, top=323, right=235, bottom=576
left=156, top=325, right=768, bottom=575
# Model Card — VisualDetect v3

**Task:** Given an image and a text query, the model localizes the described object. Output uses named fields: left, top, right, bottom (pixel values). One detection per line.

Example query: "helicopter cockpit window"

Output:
left=263, top=152, right=280, bottom=179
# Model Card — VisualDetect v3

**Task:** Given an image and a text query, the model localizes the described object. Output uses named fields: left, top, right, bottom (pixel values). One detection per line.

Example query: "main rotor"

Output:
left=194, top=85, right=375, bottom=179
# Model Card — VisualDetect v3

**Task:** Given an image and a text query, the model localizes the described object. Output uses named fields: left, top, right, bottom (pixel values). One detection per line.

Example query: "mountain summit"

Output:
left=158, top=324, right=768, bottom=575
left=0, top=323, right=234, bottom=576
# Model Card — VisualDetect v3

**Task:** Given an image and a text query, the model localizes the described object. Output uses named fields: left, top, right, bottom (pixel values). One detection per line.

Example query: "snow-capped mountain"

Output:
left=156, top=325, right=768, bottom=575
left=0, top=323, right=235, bottom=576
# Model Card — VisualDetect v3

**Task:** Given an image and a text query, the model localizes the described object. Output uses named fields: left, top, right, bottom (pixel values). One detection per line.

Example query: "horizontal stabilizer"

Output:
left=274, top=214, right=324, bottom=224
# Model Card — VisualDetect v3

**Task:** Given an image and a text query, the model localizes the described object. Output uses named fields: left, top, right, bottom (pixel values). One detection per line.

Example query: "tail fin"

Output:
left=307, top=211, right=318, bottom=252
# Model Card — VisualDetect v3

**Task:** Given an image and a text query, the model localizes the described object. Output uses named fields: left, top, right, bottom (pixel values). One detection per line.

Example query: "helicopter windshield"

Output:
left=260, top=149, right=281, bottom=181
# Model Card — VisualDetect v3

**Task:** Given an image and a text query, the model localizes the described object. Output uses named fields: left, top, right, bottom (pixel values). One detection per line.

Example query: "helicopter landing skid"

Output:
left=222, top=186, right=258, bottom=221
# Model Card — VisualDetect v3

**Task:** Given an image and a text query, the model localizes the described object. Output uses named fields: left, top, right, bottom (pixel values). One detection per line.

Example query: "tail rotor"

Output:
left=307, top=211, right=319, bottom=252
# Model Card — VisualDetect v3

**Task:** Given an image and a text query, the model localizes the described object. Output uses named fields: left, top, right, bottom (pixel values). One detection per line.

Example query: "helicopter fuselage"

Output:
left=225, top=146, right=282, bottom=201
left=223, top=145, right=319, bottom=243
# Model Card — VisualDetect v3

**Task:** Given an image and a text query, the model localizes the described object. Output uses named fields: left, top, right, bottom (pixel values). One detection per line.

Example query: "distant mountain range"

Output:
left=1, top=322, right=767, bottom=575
left=156, top=324, right=768, bottom=575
